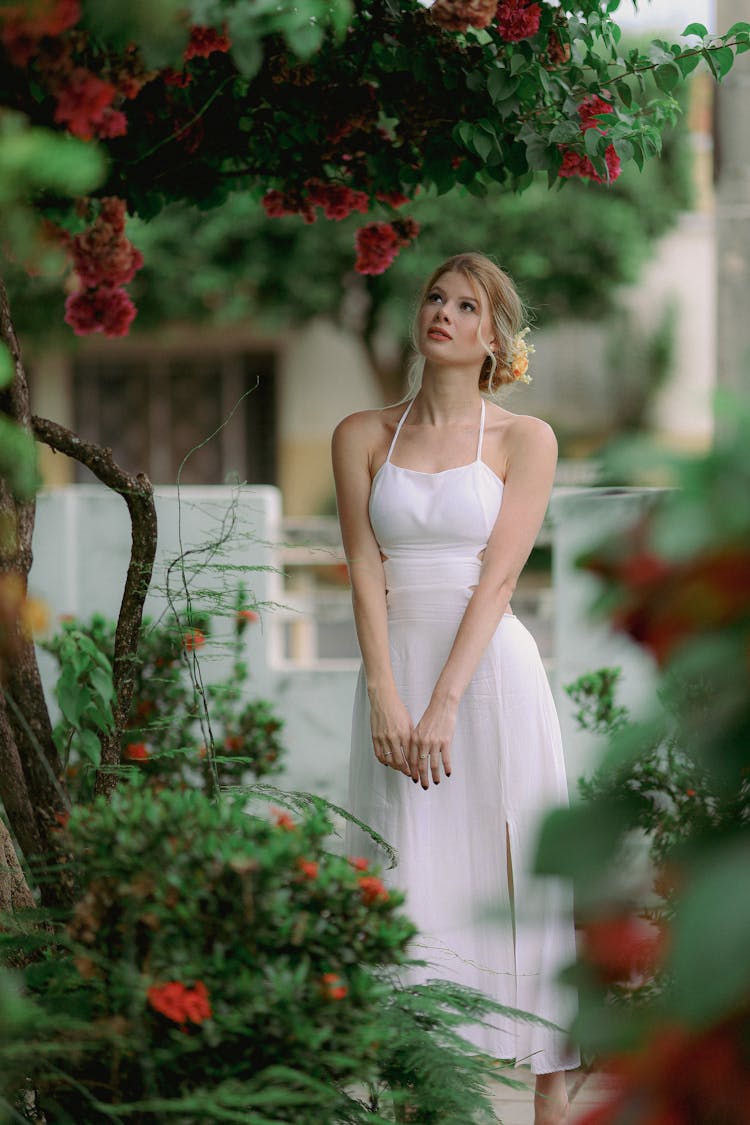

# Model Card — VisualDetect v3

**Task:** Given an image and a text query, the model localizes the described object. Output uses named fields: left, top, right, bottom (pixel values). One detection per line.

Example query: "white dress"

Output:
left=346, top=398, right=580, bottom=1075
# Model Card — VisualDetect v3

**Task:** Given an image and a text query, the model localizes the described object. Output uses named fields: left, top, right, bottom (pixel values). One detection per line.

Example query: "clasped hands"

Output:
left=370, top=689, right=455, bottom=789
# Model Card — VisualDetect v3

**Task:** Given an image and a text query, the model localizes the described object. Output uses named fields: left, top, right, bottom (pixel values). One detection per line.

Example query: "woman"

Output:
left=332, top=253, right=580, bottom=1124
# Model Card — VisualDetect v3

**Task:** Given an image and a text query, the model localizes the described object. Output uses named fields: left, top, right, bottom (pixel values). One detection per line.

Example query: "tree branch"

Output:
left=31, top=416, right=158, bottom=798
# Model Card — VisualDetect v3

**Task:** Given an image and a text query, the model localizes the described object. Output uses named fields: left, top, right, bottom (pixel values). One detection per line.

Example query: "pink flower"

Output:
left=496, top=0, right=541, bottom=42
left=95, top=107, right=128, bottom=139
left=53, top=68, right=117, bottom=140
left=184, top=25, right=231, bottom=60
left=354, top=223, right=401, bottom=276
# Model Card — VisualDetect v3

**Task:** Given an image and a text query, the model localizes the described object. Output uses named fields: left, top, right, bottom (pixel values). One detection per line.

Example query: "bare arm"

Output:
left=410, top=416, right=558, bottom=787
left=332, top=413, right=413, bottom=775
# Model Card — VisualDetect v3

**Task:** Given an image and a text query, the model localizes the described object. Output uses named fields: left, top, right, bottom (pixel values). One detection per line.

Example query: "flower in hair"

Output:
left=509, top=327, right=534, bottom=383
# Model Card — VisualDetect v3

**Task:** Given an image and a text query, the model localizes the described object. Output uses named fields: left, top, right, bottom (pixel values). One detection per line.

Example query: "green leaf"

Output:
left=725, top=21, right=750, bottom=37
left=615, top=80, right=632, bottom=107
left=584, top=127, right=604, bottom=157
left=487, top=68, right=519, bottom=104
left=226, top=11, right=264, bottom=78
left=676, top=52, right=701, bottom=77
left=0, top=343, right=12, bottom=389
left=681, top=22, right=708, bottom=38
left=535, top=799, right=634, bottom=881
left=0, top=415, right=39, bottom=500
left=709, top=45, right=735, bottom=78
left=613, top=138, right=633, bottom=162
left=548, top=121, right=581, bottom=144
left=654, top=61, right=681, bottom=91
left=89, top=665, right=115, bottom=706
left=668, top=841, right=750, bottom=1023
left=58, top=672, right=86, bottom=728
left=77, top=729, right=102, bottom=767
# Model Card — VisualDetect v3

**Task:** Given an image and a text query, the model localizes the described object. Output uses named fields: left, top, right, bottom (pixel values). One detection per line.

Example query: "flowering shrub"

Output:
left=1, top=781, right=508, bottom=1122
left=1, top=0, right=746, bottom=326
left=43, top=588, right=285, bottom=801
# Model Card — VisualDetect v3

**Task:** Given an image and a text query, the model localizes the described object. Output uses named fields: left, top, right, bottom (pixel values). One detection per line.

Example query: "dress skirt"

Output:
left=346, top=566, right=580, bottom=1074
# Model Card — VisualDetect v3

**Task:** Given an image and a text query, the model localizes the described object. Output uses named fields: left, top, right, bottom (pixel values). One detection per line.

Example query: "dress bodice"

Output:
left=368, top=398, right=504, bottom=592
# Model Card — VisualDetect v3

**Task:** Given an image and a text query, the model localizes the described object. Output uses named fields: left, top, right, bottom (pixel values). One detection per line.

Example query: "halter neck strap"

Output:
left=385, top=398, right=415, bottom=463
left=476, top=398, right=486, bottom=461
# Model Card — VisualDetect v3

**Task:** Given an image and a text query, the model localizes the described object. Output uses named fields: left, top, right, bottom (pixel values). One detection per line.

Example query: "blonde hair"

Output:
left=406, top=252, right=527, bottom=399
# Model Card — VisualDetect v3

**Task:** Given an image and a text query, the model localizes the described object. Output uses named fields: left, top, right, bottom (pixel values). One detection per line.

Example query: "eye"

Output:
left=461, top=301, right=477, bottom=313
left=426, top=291, right=442, bottom=303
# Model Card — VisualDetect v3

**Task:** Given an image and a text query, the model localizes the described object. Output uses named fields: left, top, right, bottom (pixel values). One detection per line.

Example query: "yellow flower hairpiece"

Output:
left=509, top=327, right=534, bottom=384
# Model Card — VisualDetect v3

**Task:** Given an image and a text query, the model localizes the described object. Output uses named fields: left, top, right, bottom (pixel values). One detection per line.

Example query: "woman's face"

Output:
left=418, top=270, right=495, bottom=369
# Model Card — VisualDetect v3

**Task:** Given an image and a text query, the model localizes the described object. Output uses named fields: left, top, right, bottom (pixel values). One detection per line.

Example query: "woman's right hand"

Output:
left=368, top=687, right=413, bottom=775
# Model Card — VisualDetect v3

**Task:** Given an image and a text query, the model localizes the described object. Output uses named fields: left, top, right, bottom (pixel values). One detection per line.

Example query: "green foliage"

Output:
left=43, top=590, right=285, bottom=802
left=0, top=415, right=40, bottom=501
left=0, top=780, right=519, bottom=1123
left=534, top=396, right=750, bottom=1103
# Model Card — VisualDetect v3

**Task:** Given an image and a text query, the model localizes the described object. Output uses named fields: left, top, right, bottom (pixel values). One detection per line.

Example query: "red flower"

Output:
left=320, top=972, right=348, bottom=1000
left=64, top=285, right=137, bottom=337
left=354, top=223, right=401, bottom=276
left=95, top=107, right=128, bottom=139
left=162, top=66, right=192, bottom=88
left=685, top=788, right=696, bottom=797
left=184, top=25, right=231, bottom=60
left=124, top=742, right=150, bottom=761
left=376, top=191, right=411, bottom=208
left=147, top=980, right=212, bottom=1025
left=0, top=0, right=80, bottom=65
left=224, top=735, right=244, bottom=752
left=578, top=93, right=614, bottom=132
left=349, top=856, right=369, bottom=871
left=183, top=629, right=206, bottom=653
left=297, top=859, right=319, bottom=880
left=237, top=608, right=259, bottom=624
left=71, top=198, right=143, bottom=288
left=53, top=68, right=118, bottom=141
left=305, top=180, right=370, bottom=221
left=558, top=144, right=621, bottom=185
left=358, top=875, right=389, bottom=905
left=53, top=809, right=70, bottom=828
left=496, top=0, right=541, bottom=43
left=271, top=807, right=296, bottom=831
left=391, top=217, right=420, bottom=247
left=582, top=914, right=666, bottom=983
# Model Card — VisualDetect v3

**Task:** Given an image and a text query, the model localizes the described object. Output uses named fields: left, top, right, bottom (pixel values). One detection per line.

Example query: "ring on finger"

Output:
left=418, top=753, right=428, bottom=760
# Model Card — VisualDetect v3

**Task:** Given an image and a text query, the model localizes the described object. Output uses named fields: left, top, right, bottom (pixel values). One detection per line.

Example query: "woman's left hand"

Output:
left=409, top=696, right=457, bottom=789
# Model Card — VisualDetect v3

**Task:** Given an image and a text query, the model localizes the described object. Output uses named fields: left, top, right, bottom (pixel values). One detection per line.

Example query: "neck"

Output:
left=413, top=363, right=483, bottom=424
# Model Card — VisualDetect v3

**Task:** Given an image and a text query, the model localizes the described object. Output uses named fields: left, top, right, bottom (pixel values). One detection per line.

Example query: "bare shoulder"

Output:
left=332, top=406, right=404, bottom=472
left=506, top=412, right=558, bottom=455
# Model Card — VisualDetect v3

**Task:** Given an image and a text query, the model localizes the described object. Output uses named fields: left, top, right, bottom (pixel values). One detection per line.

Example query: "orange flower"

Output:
left=348, top=856, right=369, bottom=871
left=183, top=629, right=206, bottom=652
left=271, top=807, right=295, bottom=831
left=297, top=859, right=319, bottom=880
left=237, top=608, right=259, bottom=624
left=358, top=875, right=389, bottom=905
left=147, top=980, right=212, bottom=1025
left=320, top=972, right=348, bottom=1001
left=124, top=742, right=149, bottom=761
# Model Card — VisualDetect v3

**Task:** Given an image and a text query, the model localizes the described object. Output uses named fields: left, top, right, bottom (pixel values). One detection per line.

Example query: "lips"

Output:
left=427, top=327, right=451, bottom=340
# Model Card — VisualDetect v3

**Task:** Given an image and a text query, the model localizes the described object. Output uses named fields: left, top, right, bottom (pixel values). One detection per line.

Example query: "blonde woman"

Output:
left=332, top=253, right=579, bottom=1124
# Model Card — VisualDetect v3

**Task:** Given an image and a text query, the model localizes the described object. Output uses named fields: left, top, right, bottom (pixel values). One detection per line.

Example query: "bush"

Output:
left=1, top=780, right=514, bottom=1123
left=43, top=592, right=285, bottom=801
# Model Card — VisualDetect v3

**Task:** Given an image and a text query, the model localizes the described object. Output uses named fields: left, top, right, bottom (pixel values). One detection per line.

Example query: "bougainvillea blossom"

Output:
left=320, top=972, right=348, bottom=1000
left=64, top=285, right=137, bottom=338
left=184, top=25, right=231, bottom=61
left=429, top=0, right=499, bottom=33
left=558, top=145, right=621, bottom=184
left=496, top=0, right=542, bottom=43
left=52, top=68, right=119, bottom=141
left=0, top=0, right=80, bottom=65
left=358, top=875, right=389, bottom=905
left=354, top=222, right=402, bottom=276
left=71, top=198, right=143, bottom=288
